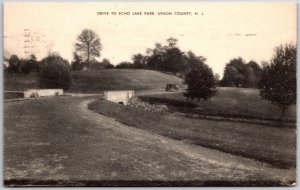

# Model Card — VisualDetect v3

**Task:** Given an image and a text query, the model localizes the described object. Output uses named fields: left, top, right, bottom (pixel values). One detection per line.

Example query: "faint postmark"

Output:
left=23, top=29, right=49, bottom=56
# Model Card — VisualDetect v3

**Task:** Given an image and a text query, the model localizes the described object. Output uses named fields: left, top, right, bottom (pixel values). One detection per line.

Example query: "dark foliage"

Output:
left=89, top=59, right=102, bottom=70
left=132, top=53, right=147, bottom=69
left=220, top=57, right=262, bottom=88
left=116, top=38, right=204, bottom=74
left=104, top=64, right=115, bottom=69
left=39, top=55, right=72, bottom=90
left=87, top=58, right=115, bottom=70
left=259, top=44, right=296, bottom=120
left=102, top=58, right=115, bottom=69
left=20, top=55, right=40, bottom=74
left=71, top=52, right=84, bottom=70
left=7, top=54, right=40, bottom=74
left=8, top=55, right=20, bottom=73
left=247, top=60, right=262, bottom=86
left=214, top=73, right=220, bottom=86
left=183, top=52, right=217, bottom=103
left=146, top=38, right=185, bottom=73
left=116, top=61, right=133, bottom=69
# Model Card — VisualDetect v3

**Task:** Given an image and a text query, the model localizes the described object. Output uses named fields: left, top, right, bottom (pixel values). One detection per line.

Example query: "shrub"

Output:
left=39, top=55, right=72, bottom=90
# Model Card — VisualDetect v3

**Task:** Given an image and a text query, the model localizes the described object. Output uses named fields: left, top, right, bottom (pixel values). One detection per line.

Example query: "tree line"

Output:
left=115, top=38, right=211, bottom=77
left=5, top=54, right=40, bottom=74
left=5, top=29, right=296, bottom=121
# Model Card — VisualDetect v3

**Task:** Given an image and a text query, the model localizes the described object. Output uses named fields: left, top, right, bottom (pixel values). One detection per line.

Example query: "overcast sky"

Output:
left=4, top=2, right=296, bottom=76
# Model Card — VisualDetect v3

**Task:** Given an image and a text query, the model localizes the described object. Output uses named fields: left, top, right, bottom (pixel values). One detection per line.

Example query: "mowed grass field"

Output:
left=4, top=69, right=184, bottom=93
left=5, top=97, right=295, bottom=186
left=139, top=88, right=296, bottom=122
left=89, top=99, right=296, bottom=169
left=5, top=69, right=296, bottom=170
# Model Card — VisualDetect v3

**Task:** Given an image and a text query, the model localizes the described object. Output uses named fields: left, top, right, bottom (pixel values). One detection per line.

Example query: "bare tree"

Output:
left=75, top=29, right=101, bottom=69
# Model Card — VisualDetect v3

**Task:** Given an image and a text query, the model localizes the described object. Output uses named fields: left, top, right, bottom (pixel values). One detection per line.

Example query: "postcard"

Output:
left=3, top=2, right=297, bottom=187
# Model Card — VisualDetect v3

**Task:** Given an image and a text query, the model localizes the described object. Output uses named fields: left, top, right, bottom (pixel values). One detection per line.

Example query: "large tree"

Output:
left=75, top=29, right=102, bottom=69
left=220, top=57, right=261, bottom=88
left=39, top=54, right=72, bottom=90
left=146, top=43, right=165, bottom=71
left=146, top=38, right=185, bottom=73
left=259, top=44, right=296, bottom=121
left=184, top=51, right=216, bottom=104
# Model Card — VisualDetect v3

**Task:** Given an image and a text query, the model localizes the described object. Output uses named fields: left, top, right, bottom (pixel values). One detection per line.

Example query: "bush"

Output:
left=39, top=55, right=72, bottom=90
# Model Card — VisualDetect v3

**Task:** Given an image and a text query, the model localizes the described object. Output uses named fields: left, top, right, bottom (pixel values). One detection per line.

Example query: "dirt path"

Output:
left=79, top=99, right=295, bottom=185
left=4, top=97, right=295, bottom=186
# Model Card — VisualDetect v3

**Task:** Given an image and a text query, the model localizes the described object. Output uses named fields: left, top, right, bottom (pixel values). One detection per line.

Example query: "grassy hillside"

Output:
left=4, top=69, right=184, bottom=93
left=70, top=70, right=184, bottom=93
left=4, top=73, right=39, bottom=91
left=89, top=99, right=296, bottom=169
left=139, top=87, right=296, bottom=122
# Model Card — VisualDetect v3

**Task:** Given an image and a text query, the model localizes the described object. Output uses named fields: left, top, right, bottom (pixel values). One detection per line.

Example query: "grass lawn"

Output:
left=6, top=97, right=294, bottom=186
left=4, top=70, right=184, bottom=93
left=138, top=87, right=296, bottom=122
left=4, top=92, right=24, bottom=99
left=70, top=70, right=184, bottom=93
left=89, top=99, right=296, bottom=169
left=4, top=73, right=39, bottom=91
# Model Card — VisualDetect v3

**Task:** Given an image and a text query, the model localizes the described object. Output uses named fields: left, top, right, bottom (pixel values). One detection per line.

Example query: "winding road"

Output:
left=4, top=96, right=296, bottom=186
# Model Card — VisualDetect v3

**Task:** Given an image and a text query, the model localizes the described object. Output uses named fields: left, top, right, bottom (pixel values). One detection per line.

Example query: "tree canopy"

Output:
left=259, top=44, right=296, bottom=120
left=220, top=57, right=262, bottom=88
left=146, top=38, right=185, bottom=73
left=183, top=51, right=217, bottom=103
left=132, top=53, right=147, bottom=69
left=75, top=29, right=102, bottom=69
left=39, top=54, right=72, bottom=90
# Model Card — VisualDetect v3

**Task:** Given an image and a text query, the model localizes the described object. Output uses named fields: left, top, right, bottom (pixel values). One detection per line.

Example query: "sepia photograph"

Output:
left=3, top=2, right=297, bottom=187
